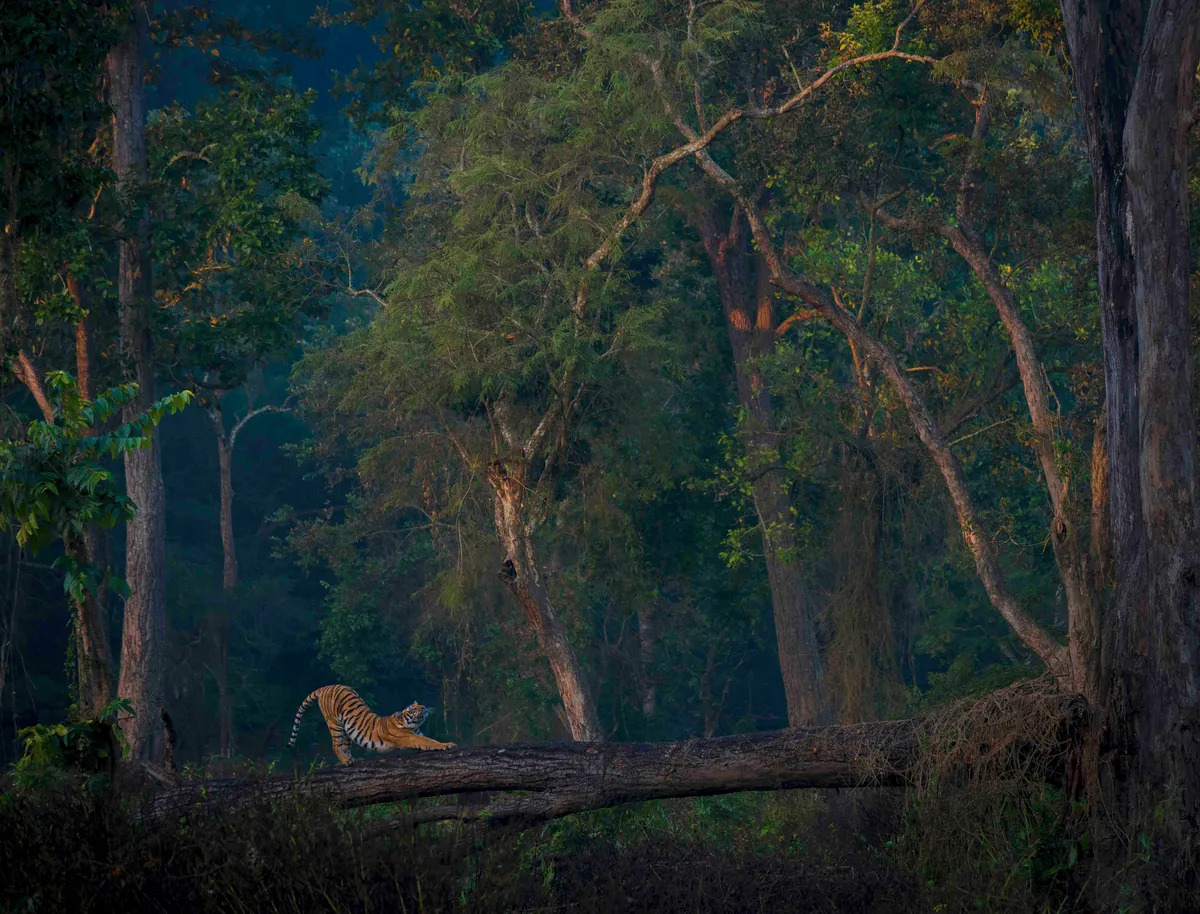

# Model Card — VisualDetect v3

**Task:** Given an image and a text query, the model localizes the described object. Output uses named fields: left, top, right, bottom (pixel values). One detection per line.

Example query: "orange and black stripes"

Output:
left=287, top=685, right=434, bottom=764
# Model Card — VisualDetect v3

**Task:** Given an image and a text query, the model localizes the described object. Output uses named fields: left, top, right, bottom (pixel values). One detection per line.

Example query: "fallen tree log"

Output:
left=148, top=684, right=1087, bottom=826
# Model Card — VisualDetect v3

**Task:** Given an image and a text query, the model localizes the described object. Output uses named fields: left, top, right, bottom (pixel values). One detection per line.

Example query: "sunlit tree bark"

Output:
left=109, top=0, right=168, bottom=760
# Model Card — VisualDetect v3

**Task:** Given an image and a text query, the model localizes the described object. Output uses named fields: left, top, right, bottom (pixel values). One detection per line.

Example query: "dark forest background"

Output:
left=0, top=0, right=1098, bottom=764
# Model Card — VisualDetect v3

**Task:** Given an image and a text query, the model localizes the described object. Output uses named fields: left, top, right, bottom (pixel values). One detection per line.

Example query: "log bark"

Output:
left=109, top=0, right=167, bottom=762
left=691, top=205, right=824, bottom=727
left=151, top=722, right=915, bottom=823
left=147, top=689, right=1087, bottom=826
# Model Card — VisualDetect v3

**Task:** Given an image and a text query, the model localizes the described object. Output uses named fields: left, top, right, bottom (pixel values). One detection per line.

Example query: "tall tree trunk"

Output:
left=109, top=0, right=166, bottom=761
left=10, top=334, right=116, bottom=719
left=72, top=282, right=116, bottom=720
left=1060, top=0, right=1200, bottom=826
left=488, top=459, right=601, bottom=742
left=692, top=206, right=824, bottom=727
left=208, top=400, right=236, bottom=758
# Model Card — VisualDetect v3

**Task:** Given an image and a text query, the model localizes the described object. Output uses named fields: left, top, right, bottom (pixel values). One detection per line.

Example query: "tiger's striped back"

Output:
left=287, top=685, right=432, bottom=757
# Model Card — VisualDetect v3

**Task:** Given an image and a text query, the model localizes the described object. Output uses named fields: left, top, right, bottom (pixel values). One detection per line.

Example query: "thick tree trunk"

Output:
left=147, top=688, right=1087, bottom=825
left=1060, top=0, right=1200, bottom=825
left=692, top=207, right=824, bottom=726
left=488, top=459, right=601, bottom=742
left=109, top=0, right=167, bottom=762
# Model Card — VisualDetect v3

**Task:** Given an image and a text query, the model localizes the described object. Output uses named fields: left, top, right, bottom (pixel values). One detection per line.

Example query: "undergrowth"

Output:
left=0, top=774, right=1106, bottom=914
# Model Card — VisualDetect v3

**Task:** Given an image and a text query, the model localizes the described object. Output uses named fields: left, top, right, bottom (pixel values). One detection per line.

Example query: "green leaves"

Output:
left=0, top=375, right=190, bottom=600
left=150, top=76, right=330, bottom=392
left=16, top=697, right=134, bottom=778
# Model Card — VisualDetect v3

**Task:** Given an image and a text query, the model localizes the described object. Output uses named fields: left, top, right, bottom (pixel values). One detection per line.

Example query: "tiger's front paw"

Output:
left=443, top=742, right=457, bottom=750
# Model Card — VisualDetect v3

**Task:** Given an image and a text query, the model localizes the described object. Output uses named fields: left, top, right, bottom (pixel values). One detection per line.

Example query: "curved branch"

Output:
left=689, top=155, right=1069, bottom=678
left=571, top=4, right=937, bottom=319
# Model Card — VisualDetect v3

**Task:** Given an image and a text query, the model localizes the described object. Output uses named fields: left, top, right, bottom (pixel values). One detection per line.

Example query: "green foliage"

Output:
left=0, top=375, right=190, bottom=601
left=15, top=697, right=132, bottom=778
left=151, top=76, right=331, bottom=391
left=323, top=0, right=538, bottom=126
left=0, top=0, right=119, bottom=354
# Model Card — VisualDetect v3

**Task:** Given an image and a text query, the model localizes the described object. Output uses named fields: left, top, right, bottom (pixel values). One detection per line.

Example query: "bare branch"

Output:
left=229, top=398, right=294, bottom=450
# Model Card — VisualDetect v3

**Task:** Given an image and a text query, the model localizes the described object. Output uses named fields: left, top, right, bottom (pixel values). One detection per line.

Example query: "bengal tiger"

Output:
left=287, top=685, right=456, bottom=764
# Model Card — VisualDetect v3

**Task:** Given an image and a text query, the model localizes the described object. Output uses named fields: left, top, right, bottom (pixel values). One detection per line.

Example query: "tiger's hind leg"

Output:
left=327, top=719, right=353, bottom=765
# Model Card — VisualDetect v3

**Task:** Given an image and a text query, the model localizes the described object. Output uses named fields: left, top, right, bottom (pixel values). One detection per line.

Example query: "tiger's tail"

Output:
left=287, top=687, right=325, bottom=748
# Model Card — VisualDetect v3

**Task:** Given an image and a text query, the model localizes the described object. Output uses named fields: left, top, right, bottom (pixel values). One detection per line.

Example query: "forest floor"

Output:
left=0, top=773, right=1121, bottom=914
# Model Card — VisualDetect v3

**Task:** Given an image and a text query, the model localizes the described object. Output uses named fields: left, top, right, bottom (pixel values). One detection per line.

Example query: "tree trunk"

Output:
left=72, top=282, right=116, bottom=721
left=692, top=206, right=824, bottom=726
left=9, top=333, right=116, bottom=718
left=215, top=425, right=238, bottom=592
left=204, top=399, right=237, bottom=757
left=215, top=428, right=234, bottom=758
left=147, top=687, right=1087, bottom=825
left=712, top=191, right=1073, bottom=683
left=212, top=610, right=232, bottom=758
left=488, top=459, right=601, bottom=742
left=1060, top=0, right=1200, bottom=825
left=65, top=537, right=115, bottom=719
left=109, top=0, right=167, bottom=762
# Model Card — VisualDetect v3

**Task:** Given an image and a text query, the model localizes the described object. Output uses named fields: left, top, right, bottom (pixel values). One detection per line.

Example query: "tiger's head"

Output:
left=392, top=701, right=431, bottom=734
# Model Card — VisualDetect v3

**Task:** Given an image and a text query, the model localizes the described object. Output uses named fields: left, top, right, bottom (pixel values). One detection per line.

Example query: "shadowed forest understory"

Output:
left=2, top=0, right=1200, bottom=910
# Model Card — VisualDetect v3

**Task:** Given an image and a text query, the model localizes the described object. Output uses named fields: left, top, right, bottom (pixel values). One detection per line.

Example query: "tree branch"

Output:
left=13, top=350, right=54, bottom=423
left=229, top=399, right=294, bottom=450
left=687, top=156, right=1070, bottom=679
left=570, top=4, right=936, bottom=319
